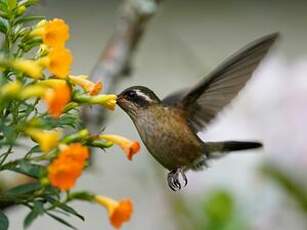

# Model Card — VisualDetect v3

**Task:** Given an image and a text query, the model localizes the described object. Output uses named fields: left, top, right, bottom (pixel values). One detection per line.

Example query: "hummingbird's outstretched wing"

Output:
left=163, top=33, right=279, bottom=132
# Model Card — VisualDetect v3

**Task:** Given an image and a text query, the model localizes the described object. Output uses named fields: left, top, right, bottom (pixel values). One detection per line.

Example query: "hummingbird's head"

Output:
left=117, top=86, right=160, bottom=117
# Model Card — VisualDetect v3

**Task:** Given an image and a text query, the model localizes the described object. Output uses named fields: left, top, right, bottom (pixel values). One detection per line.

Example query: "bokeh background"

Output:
left=5, top=0, right=307, bottom=229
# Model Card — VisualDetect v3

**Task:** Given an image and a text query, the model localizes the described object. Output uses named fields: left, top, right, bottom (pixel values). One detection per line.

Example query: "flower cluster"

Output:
left=0, top=1, right=139, bottom=229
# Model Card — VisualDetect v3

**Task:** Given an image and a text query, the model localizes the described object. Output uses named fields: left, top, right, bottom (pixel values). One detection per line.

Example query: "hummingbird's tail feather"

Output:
left=205, top=141, right=262, bottom=159
left=191, top=141, right=262, bottom=171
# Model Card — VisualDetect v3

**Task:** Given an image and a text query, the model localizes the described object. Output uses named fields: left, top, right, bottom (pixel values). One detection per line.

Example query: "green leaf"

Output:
left=8, top=160, right=45, bottom=178
left=24, top=201, right=44, bottom=228
left=14, top=15, right=44, bottom=25
left=5, top=183, right=40, bottom=197
left=0, top=210, right=9, bottom=230
left=42, top=186, right=60, bottom=198
left=1, top=125, right=17, bottom=145
left=41, top=114, right=81, bottom=129
left=46, top=213, right=77, bottom=230
left=24, top=210, right=39, bottom=228
left=25, top=145, right=41, bottom=157
left=17, top=0, right=38, bottom=7
left=56, top=203, right=84, bottom=221
left=0, top=1, right=8, bottom=14
left=20, top=40, right=42, bottom=52
left=58, top=115, right=80, bottom=128
left=7, top=0, right=16, bottom=10
left=0, top=18, right=9, bottom=33
left=46, top=197, right=84, bottom=221
left=28, top=145, right=41, bottom=153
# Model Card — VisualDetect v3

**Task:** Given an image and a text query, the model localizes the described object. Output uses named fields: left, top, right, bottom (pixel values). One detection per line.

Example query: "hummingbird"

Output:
left=116, top=33, right=278, bottom=191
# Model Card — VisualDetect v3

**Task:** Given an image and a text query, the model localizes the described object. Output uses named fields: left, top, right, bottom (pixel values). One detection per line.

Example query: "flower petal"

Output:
left=11, top=59, right=43, bottom=79
left=26, top=128, right=61, bottom=153
left=40, top=47, right=73, bottom=78
left=48, top=143, right=89, bottom=191
left=69, top=75, right=103, bottom=95
left=42, top=80, right=71, bottom=118
left=43, top=18, right=69, bottom=48
left=32, top=18, right=69, bottom=48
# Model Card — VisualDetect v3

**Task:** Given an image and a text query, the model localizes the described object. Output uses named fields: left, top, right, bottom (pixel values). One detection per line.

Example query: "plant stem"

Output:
left=0, top=146, right=13, bottom=166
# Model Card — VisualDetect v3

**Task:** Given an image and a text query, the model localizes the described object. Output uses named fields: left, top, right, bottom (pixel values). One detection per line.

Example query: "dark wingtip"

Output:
left=257, top=32, right=280, bottom=47
left=266, top=32, right=280, bottom=40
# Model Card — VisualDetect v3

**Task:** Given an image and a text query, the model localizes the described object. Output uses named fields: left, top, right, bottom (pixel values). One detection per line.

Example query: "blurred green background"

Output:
left=4, top=0, right=307, bottom=229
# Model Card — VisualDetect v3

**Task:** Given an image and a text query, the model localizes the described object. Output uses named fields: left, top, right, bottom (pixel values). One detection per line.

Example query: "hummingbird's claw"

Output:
left=167, top=170, right=179, bottom=191
left=167, top=168, right=188, bottom=191
left=179, top=168, right=188, bottom=187
left=174, top=179, right=181, bottom=190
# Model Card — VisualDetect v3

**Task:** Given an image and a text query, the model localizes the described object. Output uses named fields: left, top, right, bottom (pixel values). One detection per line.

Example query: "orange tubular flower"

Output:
left=69, top=75, right=102, bottom=95
left=58, top=143, right=89, bottom=164
left=95, top=195, right=133, bottom=229
left=42, top=79, right=71, bottom=118
left=48, top=143, right=89, bottom=191
left=100, top=134, right=140, bottom=160
left=48, top=159, right=82, bottom=191
left=32, top=18, right=69, bottom=48
left=25, top=128, right=61, bottom=153
left=40, top=47, right=73, bottom=78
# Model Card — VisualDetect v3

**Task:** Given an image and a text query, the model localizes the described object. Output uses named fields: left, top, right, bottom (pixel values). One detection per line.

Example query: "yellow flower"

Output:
left=69, top=75, right=102, bottom=95
left=11, top=59, right=43, bottom=79
left=40, top=47, right=73, bottom=78
left=41, top=79, right=71, bottom=118
left=48, top=143, right=89, bottom=191
left=19, top=84, right=47, bottom=99
left=0, top=81, right=22, bottom=98
left=101, top=95, right=117, bottom=111
left=26, top=128, right=61, bottom=153
left=95, top=195, right=133, bottom=229
left=75, top=94, right=117, bottom=111
left=32, top=18, right=69, bottom=48
left=100, top=134, right=140, bottom=160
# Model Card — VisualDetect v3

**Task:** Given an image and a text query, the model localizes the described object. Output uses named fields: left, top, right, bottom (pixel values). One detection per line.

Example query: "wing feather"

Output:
left=162, top=33, right=279, bottom=132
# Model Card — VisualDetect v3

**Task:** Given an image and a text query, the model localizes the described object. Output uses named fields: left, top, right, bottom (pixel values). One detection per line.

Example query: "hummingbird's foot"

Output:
left=167, top=168, right=188, bottom=191
left=180, top=168, right=188, bottom=187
